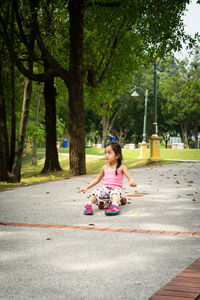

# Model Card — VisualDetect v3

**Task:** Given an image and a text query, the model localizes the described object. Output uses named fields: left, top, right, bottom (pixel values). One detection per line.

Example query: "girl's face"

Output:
left=105, top=145, right=119, bottom=162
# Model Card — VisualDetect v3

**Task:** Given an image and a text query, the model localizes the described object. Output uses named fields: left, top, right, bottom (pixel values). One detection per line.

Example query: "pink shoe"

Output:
left=105, top=204, right=121, bottom=215
left=84, top=204, right=93, bottom=215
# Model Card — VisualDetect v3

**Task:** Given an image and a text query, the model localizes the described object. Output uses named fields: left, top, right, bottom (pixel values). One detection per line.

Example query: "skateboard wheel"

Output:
left=121, top=198, right=127, bottom=205
left=98, top=201, right=104, bottom=209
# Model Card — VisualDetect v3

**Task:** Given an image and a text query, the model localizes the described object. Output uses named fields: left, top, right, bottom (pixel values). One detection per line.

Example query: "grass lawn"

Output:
left=0, top=147, right=199, bottom=191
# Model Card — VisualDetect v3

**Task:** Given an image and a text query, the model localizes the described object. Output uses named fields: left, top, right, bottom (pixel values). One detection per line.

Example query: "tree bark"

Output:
left=193, top=120, right=199, bottom=149
left=32, top=89, right=41, bottom=165
left=102, top=115, right=110, bottom=147
left=180, top=120, right=188, bottom=144
left=41, top=74, right=62, bottom=173
left=101, top=101, right=127, bottom=147
left=9, top=60, right=16, bottom=172
left=12, top=69, right=32, bottom=182
left=116, top=128, right=123, bottom=145
left=9, top=3, right=16, bottom=172
left=0, top=65, right=9, bottom=181
left=68, top=0, right=86, bottom=175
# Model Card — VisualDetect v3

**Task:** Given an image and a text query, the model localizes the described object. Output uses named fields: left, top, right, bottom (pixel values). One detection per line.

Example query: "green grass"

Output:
left=0, top=148, right=199, bottom=191
left=160, top=148, right=200, bottom=160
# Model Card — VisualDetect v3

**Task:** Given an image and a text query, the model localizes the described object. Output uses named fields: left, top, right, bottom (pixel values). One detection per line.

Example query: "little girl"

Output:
left=78, top=142, right=137, bottom=216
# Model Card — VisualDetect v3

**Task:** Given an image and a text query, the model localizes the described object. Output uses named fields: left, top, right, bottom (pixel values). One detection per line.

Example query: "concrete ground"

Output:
left=0, top=162, right=200, bottom=300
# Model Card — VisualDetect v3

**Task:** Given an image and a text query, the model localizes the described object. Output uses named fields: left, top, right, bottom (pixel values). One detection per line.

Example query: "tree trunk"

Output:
left=32, top=90, right=41, bottom=165
left=193, top=120, right=199, bottom=149
left=118, top=128, right=123, bottom=145
left=101, top=102, right=126, bottom=147
left=12, top=71, right=32, bottom=182
left=9, top=6, right=16, bottom=172
left=9, top=60, right=16, bottom=172
left=68, top=0, right=86, bottom=176
left=180, top=120, right=187, bottom=144
left=0, top=65, right=9, bottom=181
left=41, top=75, right=62, bottom=173
left=102, top=115, right=109, bottom=147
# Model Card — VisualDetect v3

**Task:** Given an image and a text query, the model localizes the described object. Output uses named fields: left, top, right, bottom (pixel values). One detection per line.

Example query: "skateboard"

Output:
left=97, top=197, right=127, bottom=209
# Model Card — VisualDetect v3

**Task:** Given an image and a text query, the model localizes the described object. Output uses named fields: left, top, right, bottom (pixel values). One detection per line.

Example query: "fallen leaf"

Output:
left=46, top=238, right=53, bottom=240
left=192, top=199, right=199, bottom=202
left=186, top=194, right=194, bottom=196
left=188, top=180, right=194, bottom=183
left=46, top=192, right=50, bottom=194
left=176, top=180, right=180, bottom=184
left=34, top=202, right=39, bottom=205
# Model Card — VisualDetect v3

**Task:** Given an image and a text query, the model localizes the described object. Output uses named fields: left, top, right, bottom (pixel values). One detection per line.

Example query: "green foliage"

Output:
left=83, top=0, right=191, bottom=118
left=1, top=0, right=198, bottom=178
left=159, top=53, right=200, bottom=144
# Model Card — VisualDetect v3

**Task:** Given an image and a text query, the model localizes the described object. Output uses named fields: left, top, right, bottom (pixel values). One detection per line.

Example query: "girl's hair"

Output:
left=105, top=142, right=123, bottom=175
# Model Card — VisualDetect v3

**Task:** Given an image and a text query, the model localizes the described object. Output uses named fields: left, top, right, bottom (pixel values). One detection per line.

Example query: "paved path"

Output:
left=0, top=162, right=200, bottom=300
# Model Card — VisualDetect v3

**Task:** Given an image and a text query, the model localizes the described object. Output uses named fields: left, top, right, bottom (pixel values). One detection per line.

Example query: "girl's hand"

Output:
left=129, top=182, right=137, bottom=187
left=78, top=187, right=88, bottom=193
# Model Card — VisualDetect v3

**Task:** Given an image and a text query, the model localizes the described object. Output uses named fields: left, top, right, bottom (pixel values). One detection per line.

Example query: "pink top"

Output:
left=103, top=168, right=123, bottom=189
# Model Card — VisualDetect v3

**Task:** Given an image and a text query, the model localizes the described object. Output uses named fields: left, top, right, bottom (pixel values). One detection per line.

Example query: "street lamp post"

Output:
left=132, top=87, right=152, bottom=158
left=143, top=89, right=149, bottom=143
left=149, top=54, right=178, bottom=162
left=153, top=59, right=158, bottom=135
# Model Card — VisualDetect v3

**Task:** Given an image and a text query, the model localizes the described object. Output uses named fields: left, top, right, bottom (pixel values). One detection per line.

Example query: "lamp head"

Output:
left=131, top=90, right=139, bottom=97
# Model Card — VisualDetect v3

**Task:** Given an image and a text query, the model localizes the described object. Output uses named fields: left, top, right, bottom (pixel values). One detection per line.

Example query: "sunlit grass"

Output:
left=0, top=147, right=199, bottom=191
left=160, top=148, right=200, bottom=160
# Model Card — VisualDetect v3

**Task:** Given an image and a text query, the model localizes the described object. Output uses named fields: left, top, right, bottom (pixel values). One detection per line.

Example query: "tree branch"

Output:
left=0, top=13, right=53, bottom=82
left=29, top=1, right=70, bottom=84
left=86, top=23, right=124, bottom=87
left=107, top=97, right=132, bottom=133
left=13, top=0, right=30, bottom=49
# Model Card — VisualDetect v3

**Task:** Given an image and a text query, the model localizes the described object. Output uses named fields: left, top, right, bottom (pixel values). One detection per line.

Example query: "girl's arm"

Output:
left=78, top=166, right=105, bottom=193
left=121, top=165, right=137, bottom=187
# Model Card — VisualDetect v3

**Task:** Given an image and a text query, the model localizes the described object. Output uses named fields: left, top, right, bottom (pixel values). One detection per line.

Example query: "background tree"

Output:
left=0, top=46, right=9, bottom=181
left=0, top=0, right=195, bottom=180
left=159, top=54, right=200, bottom=148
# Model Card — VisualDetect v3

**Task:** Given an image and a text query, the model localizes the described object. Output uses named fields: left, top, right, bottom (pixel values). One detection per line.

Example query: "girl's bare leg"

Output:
left=87, top=195, right=97, bottom=204
left=111, top=193, right=120, bottom=205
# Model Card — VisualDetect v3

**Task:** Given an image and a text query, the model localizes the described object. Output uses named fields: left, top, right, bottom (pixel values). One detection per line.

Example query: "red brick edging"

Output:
left=0, top=222, right=200, bottom=237
left=149, top=258, right=200, bottom=300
